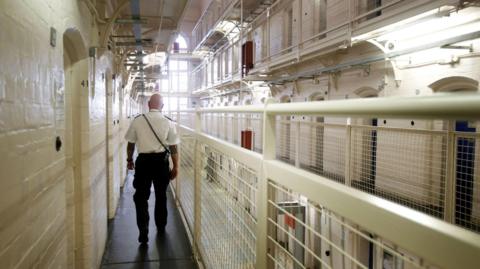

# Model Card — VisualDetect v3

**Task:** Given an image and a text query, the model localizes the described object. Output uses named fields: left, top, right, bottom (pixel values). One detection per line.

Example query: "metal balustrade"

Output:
left=200, top=112, right=264, bottom=153
left=190, top=0, right=460, bottom=93
left=267, top=180, right=434, bottom=269
left=173, top=135, right=196, bottom=233
left=169, top=94, right=480, bottom=269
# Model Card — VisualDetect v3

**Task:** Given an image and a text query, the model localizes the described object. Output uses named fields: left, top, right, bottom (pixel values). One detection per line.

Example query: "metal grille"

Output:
left=201, top=113, right=263, bottom=153
left=272, top=116, right=480, bottom=233
left=299, top=119, right=346, bottom=183
left=277, top=117, right=346, bottom=183
left=199, top=144, right=258, bottom=268
left=455, top=132, right=480, bottom=232
left=177, top=136, right=196, bottom=232
left=276, top=117, right=296, bottom=165
left=350, top=124, right=447, bottom=218
left=267, top=180, right=435, bottom=269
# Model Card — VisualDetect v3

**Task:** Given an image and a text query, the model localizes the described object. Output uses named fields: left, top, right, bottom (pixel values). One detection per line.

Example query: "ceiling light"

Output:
left=353, top=6, right=480, bottom=53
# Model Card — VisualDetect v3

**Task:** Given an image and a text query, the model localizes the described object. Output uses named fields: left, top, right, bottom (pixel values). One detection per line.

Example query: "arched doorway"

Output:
left=173, top=34, right=188, bottom=53
left=429, top=76, right=479, bottom=229
left=63, top=28, right=88, bottom=268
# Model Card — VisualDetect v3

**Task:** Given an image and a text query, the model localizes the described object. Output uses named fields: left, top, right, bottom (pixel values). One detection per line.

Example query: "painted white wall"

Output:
left=0, top=0, right=133, bottom=268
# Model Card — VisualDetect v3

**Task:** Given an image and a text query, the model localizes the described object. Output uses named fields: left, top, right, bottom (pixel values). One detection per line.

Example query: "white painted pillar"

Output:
left=257, top=99, right=276, bottom=269
left=444, top=120, right=456, bottom=223
left=193, top=109, right=202, bottom=258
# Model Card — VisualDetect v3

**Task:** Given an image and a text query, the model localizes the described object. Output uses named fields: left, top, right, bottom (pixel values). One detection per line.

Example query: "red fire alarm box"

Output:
left=173, top=42, right=180, bottom=53
left=241, top=41, right=254, bottom=76
left=241, top=129, right=254, bottom=150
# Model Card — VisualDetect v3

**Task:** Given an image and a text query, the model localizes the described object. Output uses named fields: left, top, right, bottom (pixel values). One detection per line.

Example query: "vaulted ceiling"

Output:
left=104, top=0, right=189, bottom=53
left=90, top=0, right=191, bottom=96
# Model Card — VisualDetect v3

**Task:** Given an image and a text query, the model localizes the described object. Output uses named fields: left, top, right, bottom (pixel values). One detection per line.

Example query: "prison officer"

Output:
left=125, top=93, right=180, bottom=244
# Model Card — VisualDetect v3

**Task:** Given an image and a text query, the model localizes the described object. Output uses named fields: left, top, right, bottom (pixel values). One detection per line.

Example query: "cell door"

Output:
left=455, top=121, right=476, bottom=227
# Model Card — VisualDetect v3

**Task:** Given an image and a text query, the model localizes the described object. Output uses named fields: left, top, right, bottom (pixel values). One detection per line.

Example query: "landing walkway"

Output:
left=101, top=172, right=197, bottom=269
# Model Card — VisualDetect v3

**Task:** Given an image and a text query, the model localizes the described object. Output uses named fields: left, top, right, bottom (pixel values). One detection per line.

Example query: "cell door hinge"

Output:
left=81, top=80, right=89, bottom=88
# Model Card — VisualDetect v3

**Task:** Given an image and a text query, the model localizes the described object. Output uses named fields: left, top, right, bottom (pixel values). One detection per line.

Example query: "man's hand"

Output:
left=170, top=166, right=178, bottom=180
left=127, top=160, right=135, bottom=170
left=127, top=143, right=135, bottom=170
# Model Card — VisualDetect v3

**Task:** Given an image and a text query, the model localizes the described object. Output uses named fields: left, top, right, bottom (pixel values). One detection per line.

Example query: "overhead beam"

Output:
left=115, top=18, right=148, bottom=24
left=101, top=0, right=131, bottom=48
left=111, top=35, right=135, bottom=38
left=116, top=42, right=152, bottom=46
left=116, top=43, right=154, bottom=48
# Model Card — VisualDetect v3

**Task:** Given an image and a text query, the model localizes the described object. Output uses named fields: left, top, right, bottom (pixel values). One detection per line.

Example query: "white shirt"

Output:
left=124, top=109, right=180, bottom=153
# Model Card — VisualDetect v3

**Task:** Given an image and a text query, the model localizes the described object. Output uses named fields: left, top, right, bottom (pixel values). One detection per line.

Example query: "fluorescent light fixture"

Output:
left=353, top=6, right=480, bottom=52
left=142, top=52, right=166, bottom=66
left=352, top=8, right=440, bottom=42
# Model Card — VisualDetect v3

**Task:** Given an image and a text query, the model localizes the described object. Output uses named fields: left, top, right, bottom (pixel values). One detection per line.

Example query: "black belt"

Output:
left=136, top=152, right=169, bottom=163
left=138, top=152, right=166, bottom=156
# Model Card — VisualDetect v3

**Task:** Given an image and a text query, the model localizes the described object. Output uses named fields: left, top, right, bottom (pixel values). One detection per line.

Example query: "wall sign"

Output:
left=50, top=27, right=56, bottom=47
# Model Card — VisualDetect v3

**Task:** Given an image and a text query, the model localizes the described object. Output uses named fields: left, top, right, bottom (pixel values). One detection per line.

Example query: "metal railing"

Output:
left=190, top=0, right=456, bottom=93
left=169, top=94, right=480, bottom=269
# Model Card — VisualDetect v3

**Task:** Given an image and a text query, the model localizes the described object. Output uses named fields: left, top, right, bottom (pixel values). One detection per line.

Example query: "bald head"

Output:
left=148, top=94, right=164, bottom=111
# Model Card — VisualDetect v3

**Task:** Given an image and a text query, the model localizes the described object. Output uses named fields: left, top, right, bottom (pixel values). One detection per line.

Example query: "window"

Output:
left=168, top=59, right=189, bottom=92
left=179, top=98, right=188, bottom=110
left=173, top=35, right=188, bottom=53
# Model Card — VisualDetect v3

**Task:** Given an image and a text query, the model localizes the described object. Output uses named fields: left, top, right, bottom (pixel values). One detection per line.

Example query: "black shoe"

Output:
left=138, top=231, right=148, bottom=244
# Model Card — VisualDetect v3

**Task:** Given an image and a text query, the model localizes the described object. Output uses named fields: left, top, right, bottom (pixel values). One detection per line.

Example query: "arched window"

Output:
left=354, top=87, right=379, bottom=98
left=174, top=34, right=188, bottom=51
left=428, top=76, right=478, bottom=93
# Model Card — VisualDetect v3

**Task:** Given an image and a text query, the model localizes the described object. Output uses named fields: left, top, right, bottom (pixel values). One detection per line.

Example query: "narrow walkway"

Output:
left=101, top=172, right=197, bottom=269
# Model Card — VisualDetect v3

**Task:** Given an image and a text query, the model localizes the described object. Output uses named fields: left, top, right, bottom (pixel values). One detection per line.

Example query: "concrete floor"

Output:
left=101, top=173, right=197, bottom=269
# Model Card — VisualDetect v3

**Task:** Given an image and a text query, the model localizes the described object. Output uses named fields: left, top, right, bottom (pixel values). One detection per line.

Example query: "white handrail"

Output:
left=265, top=93, right=480, bottom=118
left=173, top=92, right=480, bottom=269
left=264, top=159, right=480, bottom=269
left=190, top=93, right=480, bottom=118
left=199, top=104, right=265, bottom=113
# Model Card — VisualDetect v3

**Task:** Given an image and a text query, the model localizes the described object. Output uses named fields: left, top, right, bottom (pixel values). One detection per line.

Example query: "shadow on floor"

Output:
left=101, top=172, right=197, bottom=269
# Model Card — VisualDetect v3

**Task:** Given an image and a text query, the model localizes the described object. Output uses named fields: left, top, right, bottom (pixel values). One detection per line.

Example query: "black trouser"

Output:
left=133, top=152, right=170, bottom=234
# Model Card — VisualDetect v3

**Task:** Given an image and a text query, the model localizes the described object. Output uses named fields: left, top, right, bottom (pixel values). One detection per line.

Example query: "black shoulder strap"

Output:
left=164, top=115, right=175, bottom=122
left=142, top=114, right=170, bottom=154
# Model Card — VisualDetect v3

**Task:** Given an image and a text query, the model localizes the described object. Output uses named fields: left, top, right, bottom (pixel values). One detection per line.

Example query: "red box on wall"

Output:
left=241, top=41, right=254, bottom=76
left=241, top=130, right=254, bottom=150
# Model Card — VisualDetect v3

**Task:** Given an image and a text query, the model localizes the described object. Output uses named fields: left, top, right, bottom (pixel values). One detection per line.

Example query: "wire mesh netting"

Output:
left=276, top=117, right=296, bottom=166
left=201, top=113, right=263, bottom=153
left=177, top=135, right=196, bottom=232
left=455, top=132, right=480, bottom=232
left=350, top=125, right=447, bottom=218
left=273, top=117, right=480, bottom=233
left=175, top=115, right=479, bottom=268
left=198, top=144, right=259, bottom=268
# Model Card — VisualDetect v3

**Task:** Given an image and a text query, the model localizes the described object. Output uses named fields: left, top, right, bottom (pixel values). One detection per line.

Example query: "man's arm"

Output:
left=127, top=142, right=135, bottom=170
left=169, top=145, right=179, bottom=180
